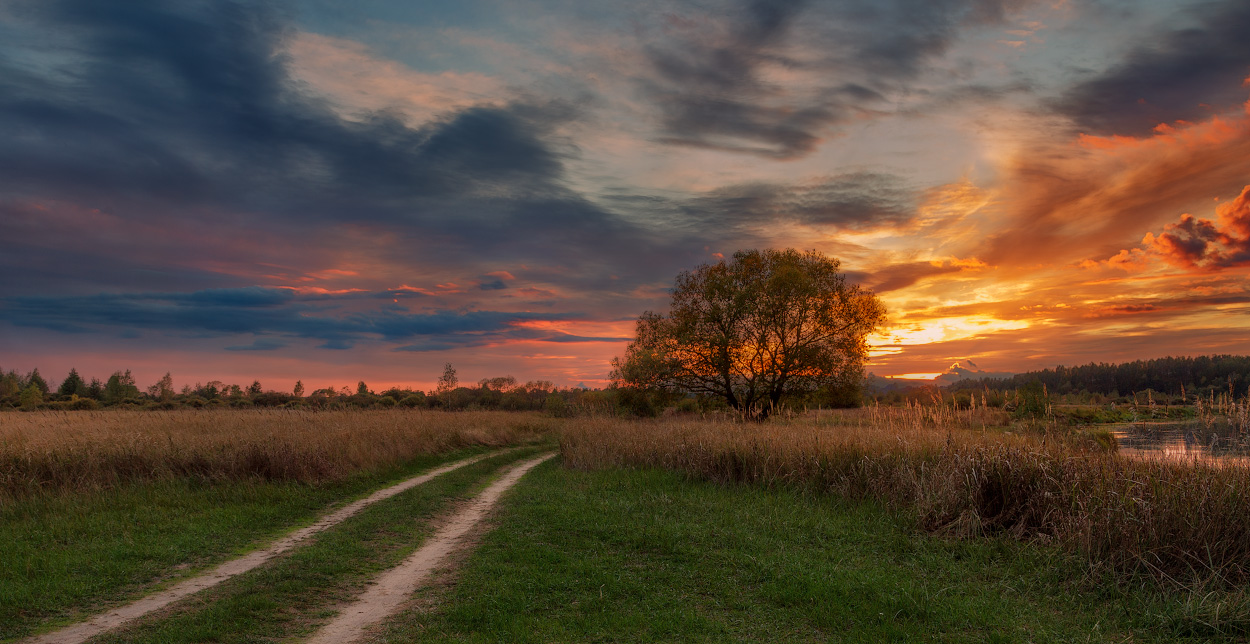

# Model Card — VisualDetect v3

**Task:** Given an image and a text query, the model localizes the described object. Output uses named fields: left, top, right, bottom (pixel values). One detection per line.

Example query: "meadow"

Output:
left=0, top=410, right=554, bottom=640
left=563, top=405, right=1250, bottom=588
left=6, top=404, right=1250, bottom=642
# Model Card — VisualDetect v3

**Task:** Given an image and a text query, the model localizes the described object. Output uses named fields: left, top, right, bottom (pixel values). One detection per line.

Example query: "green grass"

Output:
left=379, top=461, right=1241, bottom=643
left=0, top=444, right=532, bottom=642
left=86, top=446, right=546, bottom=644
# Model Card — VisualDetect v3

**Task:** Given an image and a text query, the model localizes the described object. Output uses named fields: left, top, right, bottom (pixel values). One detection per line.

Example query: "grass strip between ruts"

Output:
left=84, top=446, right=546, bottom=644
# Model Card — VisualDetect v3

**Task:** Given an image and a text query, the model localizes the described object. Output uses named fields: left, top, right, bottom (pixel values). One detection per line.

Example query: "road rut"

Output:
left=305, top=452, right=555, bottom=644
left=23, top=450, right=507, bottom=644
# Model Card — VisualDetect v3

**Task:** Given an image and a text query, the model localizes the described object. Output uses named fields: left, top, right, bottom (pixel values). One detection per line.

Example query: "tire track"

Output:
left=304, top=452, right=555, bottom=644
left=23, top=450, right=510, bottom=644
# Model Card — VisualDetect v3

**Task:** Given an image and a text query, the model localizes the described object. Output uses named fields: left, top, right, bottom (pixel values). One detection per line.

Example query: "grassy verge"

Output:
left=379, top=461, right=1243, bottom=643
left=562, top=416, right=1250, bottom=586
left=86, top=446, right=547, bottom=644
left=0, top=443, right=544, bottom=642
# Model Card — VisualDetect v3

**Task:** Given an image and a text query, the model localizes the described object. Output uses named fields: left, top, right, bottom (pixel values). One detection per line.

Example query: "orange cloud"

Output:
left=1116, top=185, right=1250, bottom=270
left=983, top=96, right=1250, bottom=269
left=278, top=286, right=367, bottom=295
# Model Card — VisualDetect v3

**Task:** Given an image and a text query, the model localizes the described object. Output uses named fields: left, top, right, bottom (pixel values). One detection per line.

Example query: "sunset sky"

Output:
left=3, top=0, right=1249, bottom=392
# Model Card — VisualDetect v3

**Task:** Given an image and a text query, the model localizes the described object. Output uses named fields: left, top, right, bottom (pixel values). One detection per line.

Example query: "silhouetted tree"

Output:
left=436, top=363, right=458, bottom=407
left=103, top=370, right=140, bottom=404
left=614, top=249, right=886, bottom=420
left=86, top=377, right=103, bottom=400
left=57, top=368, right=87, bottom=398
left=147, top=372, right=175, bottom=401
left=26, top=368, right=49, bottom=397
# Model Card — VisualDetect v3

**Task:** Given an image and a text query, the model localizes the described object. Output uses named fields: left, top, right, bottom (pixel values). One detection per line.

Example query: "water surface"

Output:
left=1111, top=420, right=1250, bottom=465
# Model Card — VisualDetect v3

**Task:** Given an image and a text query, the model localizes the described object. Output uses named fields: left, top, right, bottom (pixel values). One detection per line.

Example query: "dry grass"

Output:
left=561, top=408, right=1250, bottom=587
left=0, top=409, right=555, bottom=501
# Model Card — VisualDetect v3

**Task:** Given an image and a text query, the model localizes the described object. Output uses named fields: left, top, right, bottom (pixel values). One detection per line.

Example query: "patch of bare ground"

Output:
left=361, top=504, right=497, bottom=640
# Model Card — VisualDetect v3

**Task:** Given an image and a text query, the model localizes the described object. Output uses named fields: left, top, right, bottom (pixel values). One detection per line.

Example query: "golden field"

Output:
left=0, top=409, right=553, bottom=500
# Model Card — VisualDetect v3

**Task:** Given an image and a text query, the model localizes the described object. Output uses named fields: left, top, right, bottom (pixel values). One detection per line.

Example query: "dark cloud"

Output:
left=682, top=172, right=916, bottom=230
left=393, top=326, right=630, bottom=352
left=1053, top=0, right=1250, bottom=136
left=0, top=288, right=616, bottom=351
left=0, top=0, right=567, bottom=209
left=642, top=0, right=1032, bottom=158
left=0, top=0, right=715, bottom=313
left=224, top=338, right=289, bottom=351
left=846, top=260, right=966, bottom=293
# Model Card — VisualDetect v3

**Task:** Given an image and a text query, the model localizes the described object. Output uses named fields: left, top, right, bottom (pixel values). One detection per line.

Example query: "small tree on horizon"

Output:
left=103, top=370, right=140, bottom=404
left=436, top=363, right=458, bottom=407
left=58, top=368, right=87, bottom=398
left=26, top=368, right=49, bottom=397
left=147, top=372, right=175, bottom=401
left=293, top=380, right=305, bottom=398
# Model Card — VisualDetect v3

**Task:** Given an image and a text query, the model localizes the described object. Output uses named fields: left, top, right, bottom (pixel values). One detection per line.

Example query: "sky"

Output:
left=2, top=0, right=1249, bottom=392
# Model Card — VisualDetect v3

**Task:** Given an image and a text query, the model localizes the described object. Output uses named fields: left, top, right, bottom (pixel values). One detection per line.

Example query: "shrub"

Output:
left=544, top=394, right=573, bottom=418
left=398, top=394, right=427, bottom=408
left=70, top=398, right=100, bottom=411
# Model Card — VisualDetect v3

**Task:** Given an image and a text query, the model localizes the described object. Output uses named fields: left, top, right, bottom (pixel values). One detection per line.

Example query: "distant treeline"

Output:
left=946, top=355, right=1250, bottom=400
left=0, top=366, right=618, bottom=415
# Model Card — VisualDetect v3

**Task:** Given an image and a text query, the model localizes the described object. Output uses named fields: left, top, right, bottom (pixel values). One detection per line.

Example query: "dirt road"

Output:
left=304, top=452, right=554, bottom=644
left=22, top=450, right=508, bottom=644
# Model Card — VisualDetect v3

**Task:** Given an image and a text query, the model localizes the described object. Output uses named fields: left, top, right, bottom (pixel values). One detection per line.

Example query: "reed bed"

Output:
left=561, top=410, right=1250, bottom=586
left=0, top=409, right=554, bottom=501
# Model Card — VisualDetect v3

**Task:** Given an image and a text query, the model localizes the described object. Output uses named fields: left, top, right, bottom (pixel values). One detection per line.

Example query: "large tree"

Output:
left=613, top=249, right=886, bottom=419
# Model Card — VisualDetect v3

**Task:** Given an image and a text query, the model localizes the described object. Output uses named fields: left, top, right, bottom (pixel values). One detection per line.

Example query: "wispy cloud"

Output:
left=0, top=287, right=619, bottom=351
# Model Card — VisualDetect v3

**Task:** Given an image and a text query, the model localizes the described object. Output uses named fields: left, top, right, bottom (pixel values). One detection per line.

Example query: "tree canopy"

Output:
left=613, top=249, right=886, bottom=419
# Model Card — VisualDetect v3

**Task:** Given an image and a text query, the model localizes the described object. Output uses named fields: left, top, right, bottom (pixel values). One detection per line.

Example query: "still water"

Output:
left=1111, top=421, right=1250, bottom=465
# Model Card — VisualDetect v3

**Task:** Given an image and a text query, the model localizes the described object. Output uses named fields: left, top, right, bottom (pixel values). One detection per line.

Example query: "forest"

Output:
left=946, top=355, right=1250, bottom=400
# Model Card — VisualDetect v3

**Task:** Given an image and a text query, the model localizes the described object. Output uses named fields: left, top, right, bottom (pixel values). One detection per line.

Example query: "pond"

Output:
left=1110, top=420, right=1250, bottom=465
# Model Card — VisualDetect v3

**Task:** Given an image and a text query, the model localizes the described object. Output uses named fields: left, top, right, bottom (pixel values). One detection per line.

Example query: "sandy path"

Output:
left=304, top=452, right=555, bottom=644
left=23, top=450, right=509, bottom=644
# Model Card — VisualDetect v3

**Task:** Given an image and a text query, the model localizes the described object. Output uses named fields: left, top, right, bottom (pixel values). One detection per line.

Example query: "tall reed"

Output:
left=561, top=412, right=1250, bottom=586
left=0, top=409, right=553, bottom=501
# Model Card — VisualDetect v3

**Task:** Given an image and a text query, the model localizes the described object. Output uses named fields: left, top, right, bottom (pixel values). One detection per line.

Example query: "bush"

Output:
left=398, top=394, right=427, bottom=408
left=615, top=387, right=662, bottom=418
left=70, top=398, right=100, bottom=411
left=674, top=397, right=701, bottom=414
left=377, top=395, right=397, bottom=408
left=19, top=385, right=42, bottom=411
left=545, top=394, right=573, bottom=418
